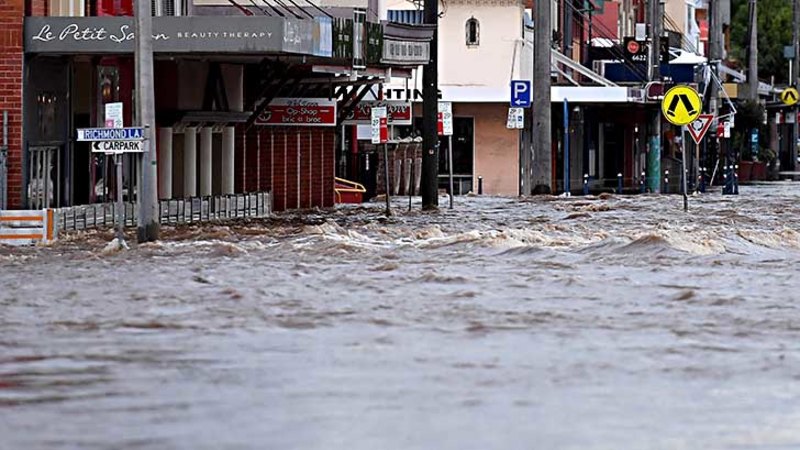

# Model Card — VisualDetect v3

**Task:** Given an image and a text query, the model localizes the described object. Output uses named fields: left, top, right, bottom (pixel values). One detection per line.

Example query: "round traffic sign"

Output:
left=781, top=87, right=799, bottom=106
left=661, top=85, right=702, bottom=126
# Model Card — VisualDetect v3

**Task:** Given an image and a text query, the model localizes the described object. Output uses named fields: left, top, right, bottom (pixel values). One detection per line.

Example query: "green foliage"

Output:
left=737, top=100, right=764, bottom=131
left=730, top=0, right=793, bottom=84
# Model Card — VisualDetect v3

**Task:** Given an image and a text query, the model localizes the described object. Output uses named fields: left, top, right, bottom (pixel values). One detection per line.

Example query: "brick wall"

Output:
left=0, top=0, right=24, bottom=208
left=237, top=126, right=335, bottom=212
left=28, top=0, right=46, bottom=16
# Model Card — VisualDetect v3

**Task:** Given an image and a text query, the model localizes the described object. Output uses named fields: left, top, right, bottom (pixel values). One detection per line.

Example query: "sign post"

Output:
left=77, top=127, right=145, bottom=245
left=371, top=107, right=390, bottom=215
left=439, top=102, right=454, bottom=209
left=661, top=85, right=703, bottom=211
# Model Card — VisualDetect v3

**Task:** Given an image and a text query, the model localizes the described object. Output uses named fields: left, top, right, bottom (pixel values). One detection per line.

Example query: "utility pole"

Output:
left=793, top=0, right=799, bottom=171
left=708, top=0, right=721, bottom=156
left=646, top=0, right=661, bottom=193
left=421, top=0, right=439, bottom=209
left=747, top=0, right=758, bottom=101
left=531, top=0, right=552, bottom=194
left=135, top=0, right=159, bottom=242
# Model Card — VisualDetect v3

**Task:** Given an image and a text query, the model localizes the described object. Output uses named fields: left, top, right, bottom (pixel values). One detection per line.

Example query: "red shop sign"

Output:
left=255, top=98, right=337, bottom=127
left=344, top=101, right=413, bottom=125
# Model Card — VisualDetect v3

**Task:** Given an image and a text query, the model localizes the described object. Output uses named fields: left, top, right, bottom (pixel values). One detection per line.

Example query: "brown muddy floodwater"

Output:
left=2, top=183, right=800, bottom=449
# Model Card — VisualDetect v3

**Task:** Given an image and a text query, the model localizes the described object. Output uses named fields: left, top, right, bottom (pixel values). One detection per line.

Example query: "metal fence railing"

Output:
left=0, top=145, right=6, bottom=211
left=1, top=111, right=8, bottom=210
left=56, top=192, right=271, bottom=232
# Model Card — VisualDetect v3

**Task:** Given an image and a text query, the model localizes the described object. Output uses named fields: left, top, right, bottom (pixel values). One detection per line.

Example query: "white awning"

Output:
left=401, top=85, right=633, bottom=104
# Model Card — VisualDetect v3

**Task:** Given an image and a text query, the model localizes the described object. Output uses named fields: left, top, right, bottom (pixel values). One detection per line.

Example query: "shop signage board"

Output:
left=343, top=101, right=412, bottom=125
left=24, top=16, right=328, bottom=56
left=255, top=98, right=337, bottom=127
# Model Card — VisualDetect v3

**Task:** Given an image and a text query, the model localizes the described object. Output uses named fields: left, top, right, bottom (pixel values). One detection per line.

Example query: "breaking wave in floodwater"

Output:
left=3, top=184, right=800, bottom=449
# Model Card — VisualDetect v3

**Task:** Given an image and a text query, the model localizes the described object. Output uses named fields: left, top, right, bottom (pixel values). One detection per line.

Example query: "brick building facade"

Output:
left=0, top=0, right=24, bottom=208
left=4, top=3, right=431, bottom=213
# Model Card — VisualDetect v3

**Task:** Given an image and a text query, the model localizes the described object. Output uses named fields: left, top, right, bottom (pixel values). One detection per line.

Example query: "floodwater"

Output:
left=2, top=184, right=800, bottom=449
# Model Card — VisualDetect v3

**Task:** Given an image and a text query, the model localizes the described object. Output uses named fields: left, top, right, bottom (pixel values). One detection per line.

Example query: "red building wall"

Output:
left=0, top=0, right=24, bottom=208
left=240, top=126, right=335, bottom=212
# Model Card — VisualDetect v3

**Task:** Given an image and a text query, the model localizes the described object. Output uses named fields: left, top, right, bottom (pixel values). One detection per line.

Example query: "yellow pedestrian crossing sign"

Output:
left=661, top=85, right=702, bottom=126
left=781, top=87, right=799, bottom=106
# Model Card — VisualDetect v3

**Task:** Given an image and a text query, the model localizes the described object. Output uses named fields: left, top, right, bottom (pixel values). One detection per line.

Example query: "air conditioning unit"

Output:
left=152, top=0, right=184, bottom=16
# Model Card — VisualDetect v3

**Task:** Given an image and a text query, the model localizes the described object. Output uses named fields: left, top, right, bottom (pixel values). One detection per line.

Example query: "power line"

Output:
left=560, top=0, right=649, bottom=81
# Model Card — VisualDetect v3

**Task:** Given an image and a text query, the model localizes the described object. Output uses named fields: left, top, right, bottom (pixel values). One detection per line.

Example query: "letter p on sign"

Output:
left=510, top=80, right=531, bottom=108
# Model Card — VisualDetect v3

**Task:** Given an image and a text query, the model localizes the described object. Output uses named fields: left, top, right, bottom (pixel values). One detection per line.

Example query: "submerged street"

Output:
left=2, top=184, right=800, bottom=449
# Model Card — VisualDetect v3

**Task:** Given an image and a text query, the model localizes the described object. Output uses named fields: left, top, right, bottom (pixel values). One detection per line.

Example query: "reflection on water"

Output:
left=3, top=184, right=800, bottom=449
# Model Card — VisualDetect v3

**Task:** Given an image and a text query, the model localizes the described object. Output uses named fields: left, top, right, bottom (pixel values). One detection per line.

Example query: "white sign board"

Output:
left=77, top=127, right=144, bottom=141
left=371, top=106, right=388, bottom=144
left=438, top=101, right=453, bottom=136
left=507, top=107, right=525, bottom=129
left=104, top=102, right=123, bottom=128
left=92, top=140, right=144, bottom=154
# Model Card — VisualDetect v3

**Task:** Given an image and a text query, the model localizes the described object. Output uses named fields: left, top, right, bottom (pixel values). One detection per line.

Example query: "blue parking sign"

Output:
left=510, top=80, right=531, bottom=107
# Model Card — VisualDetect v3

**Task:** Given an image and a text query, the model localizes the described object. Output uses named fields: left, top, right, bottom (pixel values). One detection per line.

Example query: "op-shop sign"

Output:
left=371, top=107, right=388, bottom=144
left=255, top=98, right=337, bottom=127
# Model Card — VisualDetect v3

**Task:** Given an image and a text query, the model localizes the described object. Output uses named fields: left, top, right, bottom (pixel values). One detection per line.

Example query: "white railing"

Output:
left=0, top=209, right=57, bottom=246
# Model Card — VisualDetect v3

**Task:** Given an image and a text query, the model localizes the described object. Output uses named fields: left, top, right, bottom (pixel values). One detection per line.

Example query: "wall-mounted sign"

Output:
left=382, top=39, right=430, bottom=65
left=255, top=98, right=337, bottom=127
left=343, top=101, right=412, bottom=125
left=24, top=16, right=321, bottom=55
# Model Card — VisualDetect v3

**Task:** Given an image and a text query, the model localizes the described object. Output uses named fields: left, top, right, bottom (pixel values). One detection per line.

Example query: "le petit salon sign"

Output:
left=24, top=16, right=321, bottom=55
